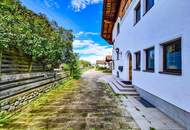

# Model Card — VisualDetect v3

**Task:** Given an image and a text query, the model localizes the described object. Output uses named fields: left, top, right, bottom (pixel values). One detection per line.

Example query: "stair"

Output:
left=114, top=77, right=134, bottom=88
left=107, top=77, right=139, bottom=97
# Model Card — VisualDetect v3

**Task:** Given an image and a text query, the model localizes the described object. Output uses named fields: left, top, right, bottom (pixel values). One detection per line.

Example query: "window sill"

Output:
left=143, top=6, right=154, bottom=17
left=134, top=69, right=141, bottom=71
left=159, top=71, right=182, bottom=76
left=143, top=10, right=149, bottom=16
left=143, top=70, right=154, bottom=73
left=133, top=21, right=139, bottom=26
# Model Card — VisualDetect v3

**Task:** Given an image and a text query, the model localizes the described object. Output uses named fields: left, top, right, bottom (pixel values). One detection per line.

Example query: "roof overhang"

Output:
left=101, top=0, right=121, bottom=45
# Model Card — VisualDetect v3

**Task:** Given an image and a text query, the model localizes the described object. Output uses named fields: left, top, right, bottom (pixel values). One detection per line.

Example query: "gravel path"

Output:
left=2, top=70, right=139, bottom=130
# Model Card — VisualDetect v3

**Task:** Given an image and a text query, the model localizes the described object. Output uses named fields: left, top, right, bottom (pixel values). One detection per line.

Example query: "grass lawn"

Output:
left=0, top=78, right=77, bottom=128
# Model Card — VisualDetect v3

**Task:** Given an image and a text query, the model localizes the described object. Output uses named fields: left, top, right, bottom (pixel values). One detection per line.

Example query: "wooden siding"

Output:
left=101, top=0, right=133, bottom=44
left=118, top=0, right=132, bottom=18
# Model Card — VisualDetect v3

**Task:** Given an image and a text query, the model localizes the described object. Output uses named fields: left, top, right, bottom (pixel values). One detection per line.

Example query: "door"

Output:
left=129, top=54, right=132, bottom=81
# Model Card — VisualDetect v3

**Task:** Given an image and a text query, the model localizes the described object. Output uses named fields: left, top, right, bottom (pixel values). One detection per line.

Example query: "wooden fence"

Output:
left=0, top=49, right=46, bottom=75
left=0, top=48, right=70, bottom=112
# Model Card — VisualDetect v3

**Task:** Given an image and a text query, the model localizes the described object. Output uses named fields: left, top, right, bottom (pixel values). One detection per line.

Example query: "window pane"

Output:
left=146, top=48, right=154, bottom=70
left=136, top=4, right=141, bottom=23
left=117, top=53, right=119, bottom=60
left=146, top=0, right=154, bottom=12
left=165, top=41, right=181, bottom=70
left=136, top=52, right=141, bottom=69
left=117, top=23, right=120, bottom=35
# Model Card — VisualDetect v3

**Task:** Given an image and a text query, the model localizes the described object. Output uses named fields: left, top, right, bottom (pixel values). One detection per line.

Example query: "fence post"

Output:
left=0, top=49, right=2, bottom=75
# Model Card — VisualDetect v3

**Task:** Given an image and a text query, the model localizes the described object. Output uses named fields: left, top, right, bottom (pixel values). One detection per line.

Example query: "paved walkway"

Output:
left=100, top=75, right=185, bottom=130
left=2, top=70, right=139, bottom=130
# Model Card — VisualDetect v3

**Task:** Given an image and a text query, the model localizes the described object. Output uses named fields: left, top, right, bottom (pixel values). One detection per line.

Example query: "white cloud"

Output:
left=71, top=0, right=102, bottom=12
left=44, top=0, right=60, bottom=8
left=75, top=31, right=99, bottom=38
left=73, top=40, right=112, bottom=64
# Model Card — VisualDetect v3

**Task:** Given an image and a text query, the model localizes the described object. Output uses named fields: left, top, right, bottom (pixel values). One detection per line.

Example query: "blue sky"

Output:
left=20, top=0, right=112, bottom=63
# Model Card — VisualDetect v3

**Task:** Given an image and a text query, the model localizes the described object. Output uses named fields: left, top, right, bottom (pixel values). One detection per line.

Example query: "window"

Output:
left=145, top=47, right=155, bottom=71
left=135, top=2, right=141, bottom=24
left=145, top=0, right=154, bottom=13
left=162, top=38, right=181, bottom=74
left=112, top=60, right=115, bottom=70
left=135, top=51, right=141, bottom=70
left=116, top=48, right=120, bottom=60
left=117, top=23, right=120, bottom=36
left=117, top=53, right=119, bottom=60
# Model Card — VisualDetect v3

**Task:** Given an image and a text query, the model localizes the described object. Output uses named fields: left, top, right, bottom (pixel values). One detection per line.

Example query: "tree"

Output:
left=0, top=0, right=82, bottom=78
left=0, top=0, right=74, bottom=70
left=79, top=60, right=91, bottom=68
left=68, top=53, right=81, bottom=79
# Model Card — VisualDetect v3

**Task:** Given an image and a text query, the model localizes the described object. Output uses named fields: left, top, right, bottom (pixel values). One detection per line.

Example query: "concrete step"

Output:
left=114, top=77, right=134, bottom=88
left=112, top=80, right=136, bottom=92
left=108, top=82, right=139, bottom=96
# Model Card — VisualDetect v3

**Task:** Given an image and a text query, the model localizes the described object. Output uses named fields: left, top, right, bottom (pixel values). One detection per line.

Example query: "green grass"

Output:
left=150, top=127, right=156, bottom=130
left=95, top=66, right=111, bottom=73
left=0, top=78, right=75, bottom=127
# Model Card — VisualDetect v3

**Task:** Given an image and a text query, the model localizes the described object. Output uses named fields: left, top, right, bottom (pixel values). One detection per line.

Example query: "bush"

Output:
left=95, top=66, right=107, bottom=71
left=67, top=53, right=81, bottom=79
left=0, top=0, right=74, bottom=68
left=95, top=66, right=112, bottom=73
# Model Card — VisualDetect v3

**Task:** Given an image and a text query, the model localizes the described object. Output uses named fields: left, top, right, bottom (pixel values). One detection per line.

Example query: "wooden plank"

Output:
left=1, top=68, right=29, bottom=72
left=1, top=64, right=29, bottom=68
left=1, top=49, right=46, bottom=74
left=0, top=49, right=2, bottom=75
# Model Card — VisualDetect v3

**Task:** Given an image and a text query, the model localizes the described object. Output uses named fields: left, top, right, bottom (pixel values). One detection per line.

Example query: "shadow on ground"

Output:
left=1, top=70, right=139, bottom=130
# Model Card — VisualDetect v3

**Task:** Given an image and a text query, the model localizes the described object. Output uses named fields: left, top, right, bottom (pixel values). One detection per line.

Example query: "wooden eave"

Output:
left=101, top=0, right=121, bottom=45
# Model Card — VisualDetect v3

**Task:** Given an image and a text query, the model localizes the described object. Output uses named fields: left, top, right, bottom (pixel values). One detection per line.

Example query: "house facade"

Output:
left=101, top=0, right=190, bottom=129
left=96, top=55, right=112, bottom=69
left=105, top=55, right=112, bottom=70
left=96, top=60, right=106, bottom=67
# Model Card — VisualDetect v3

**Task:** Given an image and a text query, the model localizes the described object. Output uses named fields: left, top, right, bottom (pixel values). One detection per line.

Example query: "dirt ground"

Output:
left=1, top=70, right=139, bottom=130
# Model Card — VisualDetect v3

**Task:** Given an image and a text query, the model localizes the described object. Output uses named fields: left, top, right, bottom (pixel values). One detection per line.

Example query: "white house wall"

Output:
left=112, top=0, right=190, bottom=113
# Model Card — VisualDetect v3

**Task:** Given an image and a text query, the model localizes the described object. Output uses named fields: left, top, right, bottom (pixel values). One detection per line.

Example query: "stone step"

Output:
left=108, top=82, right=139, bottom=96
left=112, top=80, right=136, bottom=92
left=114, top=77, right=134, bottom=88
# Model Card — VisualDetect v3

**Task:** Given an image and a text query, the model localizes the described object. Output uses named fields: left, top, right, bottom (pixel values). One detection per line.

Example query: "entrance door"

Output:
left=128, top=53, right=132, bottom=81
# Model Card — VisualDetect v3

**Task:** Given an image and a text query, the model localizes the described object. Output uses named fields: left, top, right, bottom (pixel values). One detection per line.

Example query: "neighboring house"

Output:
left=96, top=58, right=112, bottom=69
left=105, top=55, right=113, bottom=70
left=96, top=60, right=106, bottom=67
left=101, top=0, right=190, bottom=129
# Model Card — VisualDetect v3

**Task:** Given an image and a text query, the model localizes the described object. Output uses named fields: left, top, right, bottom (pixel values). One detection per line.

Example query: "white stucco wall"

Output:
left=112, top=0, right=190, bottom=113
